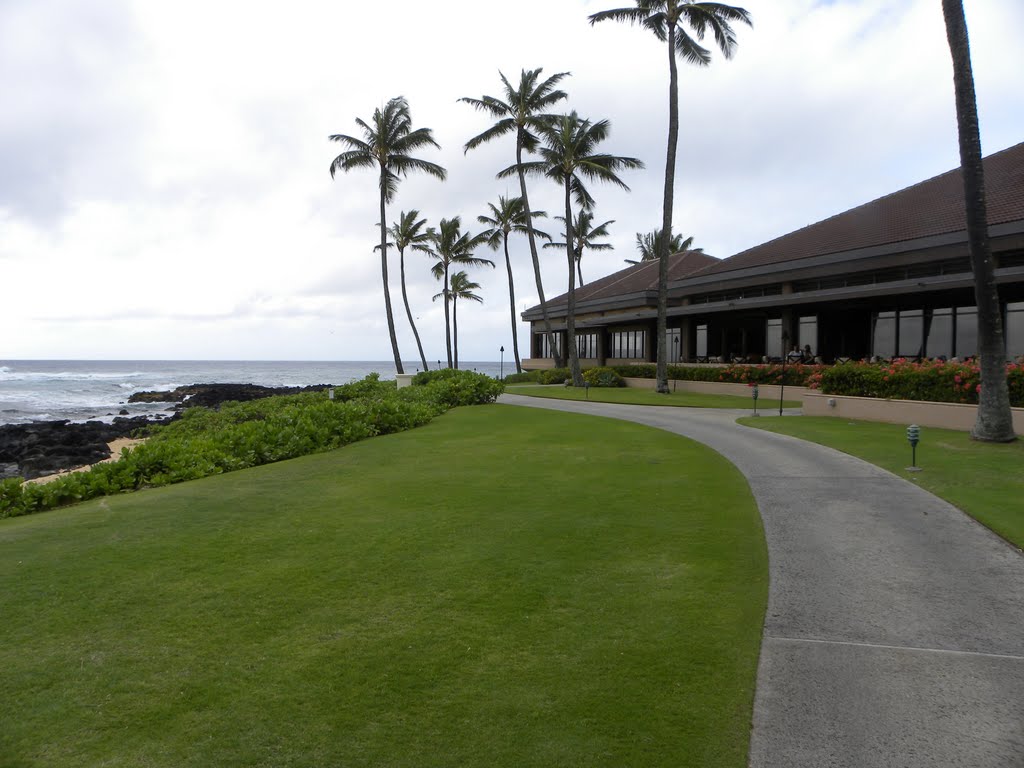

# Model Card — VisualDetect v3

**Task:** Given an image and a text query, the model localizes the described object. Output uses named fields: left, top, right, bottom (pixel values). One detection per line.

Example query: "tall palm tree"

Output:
left=509, top=111, right=643, bottom=386
left=460, top=68, right=570, bottom=366
left=427, top=217, right=494, bottom=368
left=627, top=229, right=701, bottom=264
left=590, top=2, right=751, bottom=393
left=941, top=0, right=1015, bottom=442
left=478, top=196, right=549, bottom=374
left=544, top=209, right=615, bottom=287
left=376, top=210, right=433, bottom=372
left=329, top=97, right=446, bottom=374
left=434, top=271, right=484, bottom=370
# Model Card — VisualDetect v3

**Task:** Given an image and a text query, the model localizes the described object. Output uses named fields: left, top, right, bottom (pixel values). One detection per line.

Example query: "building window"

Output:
left=609, top=329, right=646, bottom=359
left=696, top=324, right=708, bottom=359
left=927, top=308, right=954, bottom=359
left=536, top=332, right=562, bottom=358
left=576, top=332, right=598, bottom=359
left=798, top=315, right=818, bottom=355
left=766, top=318, right=783, bottom=359
left=1006, top=302, right=1024, bottom=358
left=873, top=311, right=896, bottom=358
left=667, top=329, right=681, bottom=363
left=898, top=309, right=924, bottom=358
left=955, top=307, right=977, bottom=358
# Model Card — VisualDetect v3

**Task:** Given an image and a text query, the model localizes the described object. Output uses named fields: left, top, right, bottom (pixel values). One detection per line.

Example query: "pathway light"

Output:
left=906, top=424, right=922, bottom=471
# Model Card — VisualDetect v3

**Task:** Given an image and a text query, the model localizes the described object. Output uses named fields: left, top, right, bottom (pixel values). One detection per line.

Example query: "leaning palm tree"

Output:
left=460, top=68, right=570, bottom=366
left=427, top=217, right=494, bottom=368
left=508, top=111, right=643, bottom=386
left=941, top=0, right=1015, bottom=441
left=478, top=196, right=549, bottom=374
left=627, top=229, right=701, bottom=264
left=376, top=210, right=433, bottom=371
left=590, top=2, right=751, bottom=393
left=434, top=271, right=484, bottom=370
left=544, top=209, right=615, bottom=287
left=329, top=97, right=446, bottom=374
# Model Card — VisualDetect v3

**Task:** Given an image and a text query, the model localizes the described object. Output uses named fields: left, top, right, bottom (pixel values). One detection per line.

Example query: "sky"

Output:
left=1, top=0, right=1021, bottom=363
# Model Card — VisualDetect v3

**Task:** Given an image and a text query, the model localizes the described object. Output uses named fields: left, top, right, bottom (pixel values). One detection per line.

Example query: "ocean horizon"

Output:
left=0, top=359, right=509, bottom=425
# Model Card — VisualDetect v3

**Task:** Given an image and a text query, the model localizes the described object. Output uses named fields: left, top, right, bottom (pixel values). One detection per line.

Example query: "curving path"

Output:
left=499, top=394, right=1024, bottom=767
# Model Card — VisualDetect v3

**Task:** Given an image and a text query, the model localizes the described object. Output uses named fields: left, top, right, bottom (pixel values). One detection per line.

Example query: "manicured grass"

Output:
left=507, top=383, right=800, bottom=410
left=0, top=405, right=767, bottom=768
left=740, top=416, right=1024, bottom=549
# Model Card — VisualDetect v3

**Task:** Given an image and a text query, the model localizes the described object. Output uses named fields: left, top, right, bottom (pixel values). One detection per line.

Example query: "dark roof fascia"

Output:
left=668, top=219, right=1024, bottom=294
left=521, top=290, right=656, bottom=321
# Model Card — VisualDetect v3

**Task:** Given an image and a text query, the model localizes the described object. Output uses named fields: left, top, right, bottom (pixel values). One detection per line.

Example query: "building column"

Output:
left=598, top=328, right=607, bottom=367
left=680, top=317, right=693, bottom=362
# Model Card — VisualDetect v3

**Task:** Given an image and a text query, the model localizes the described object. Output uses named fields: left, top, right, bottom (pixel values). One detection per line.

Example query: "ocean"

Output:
left=0, top=360, right=508, bottom=426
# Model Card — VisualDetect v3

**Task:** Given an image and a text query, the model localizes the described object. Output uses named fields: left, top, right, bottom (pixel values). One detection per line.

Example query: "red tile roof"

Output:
left=691, top=140, right=1024, bottom=279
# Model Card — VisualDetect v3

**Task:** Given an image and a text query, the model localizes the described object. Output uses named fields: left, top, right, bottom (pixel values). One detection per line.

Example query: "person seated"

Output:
left=787, top=346, right=802, bottom=362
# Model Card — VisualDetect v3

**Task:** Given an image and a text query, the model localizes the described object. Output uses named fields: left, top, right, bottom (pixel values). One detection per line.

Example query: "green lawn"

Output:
left=506, top=383, right=800, bottom=410
left=740, top=416, right=1024, bottom=549
left=1, top=405, right=767, bottom=768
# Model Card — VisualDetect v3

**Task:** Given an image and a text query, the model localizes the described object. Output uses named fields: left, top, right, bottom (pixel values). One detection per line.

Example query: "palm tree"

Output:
left=478, top=196, right=549, bottom=374
left=377, top=210, right=433, bottom=372
left=508, top=111, right=643, bottom=386
left=545, top=209, right=615, bottom=287
left=590, top=2, right=751, bottom=393
left=941, top=0, right=1015, bottom=442
left=434, top=271, right=484, bottom=370
left=460, top=69, right=570, bottom=366
left=329, top=97, right=446, bottom=374
left=427, top=217, right=494, bottom=368
left=626, top=229, right=701, bottom=264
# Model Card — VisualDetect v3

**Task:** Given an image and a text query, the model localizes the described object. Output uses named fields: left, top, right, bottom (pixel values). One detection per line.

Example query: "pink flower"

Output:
left=976, top=384, right=982, bottom=393
left=954, top=375, right=962, bottom=383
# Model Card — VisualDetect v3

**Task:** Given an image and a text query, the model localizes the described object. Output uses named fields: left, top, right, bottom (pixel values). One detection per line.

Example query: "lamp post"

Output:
left=779, top=330, right=789, bottom=416
left=906, top=424, right=921, bottom=471
left=751, top=383, right=759, bottom=416
left=499, top=345, right=504, bottom=380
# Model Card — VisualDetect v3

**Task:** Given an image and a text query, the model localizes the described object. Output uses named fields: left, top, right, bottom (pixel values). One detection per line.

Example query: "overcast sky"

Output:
left=2, top=0, right=1021, bottom=363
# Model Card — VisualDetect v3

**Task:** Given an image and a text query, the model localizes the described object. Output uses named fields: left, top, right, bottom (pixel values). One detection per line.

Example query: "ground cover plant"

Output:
left=0, top=405, right=767, bottom=768
left=506, top=383, right=800, bottom=410
left=740, top=416, right=1024, bottom=549
left=0, top=372, right=503, bottom=519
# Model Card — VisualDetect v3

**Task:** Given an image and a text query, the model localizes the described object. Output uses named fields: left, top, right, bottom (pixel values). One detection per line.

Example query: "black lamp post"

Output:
left=499, top=346, right=504, bottom=380
left=779, top=330, right=789, bottom=416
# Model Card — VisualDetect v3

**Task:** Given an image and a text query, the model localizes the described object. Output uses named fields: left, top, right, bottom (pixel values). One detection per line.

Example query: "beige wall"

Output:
left=623, top=377, right=811, bottom=402
left=803, top=392, right=1024, bottom=434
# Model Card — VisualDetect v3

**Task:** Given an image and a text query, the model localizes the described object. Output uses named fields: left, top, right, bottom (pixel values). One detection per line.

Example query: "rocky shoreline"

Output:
left=1, top=383, right=332, bottom=481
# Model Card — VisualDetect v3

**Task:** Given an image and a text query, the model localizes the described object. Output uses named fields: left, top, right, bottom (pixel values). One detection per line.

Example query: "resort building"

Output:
left=522, top=141, right=1024, bottom=368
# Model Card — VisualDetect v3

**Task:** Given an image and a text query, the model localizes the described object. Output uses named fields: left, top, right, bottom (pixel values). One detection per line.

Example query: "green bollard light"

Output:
left=906, top=424, right=922, bottom=472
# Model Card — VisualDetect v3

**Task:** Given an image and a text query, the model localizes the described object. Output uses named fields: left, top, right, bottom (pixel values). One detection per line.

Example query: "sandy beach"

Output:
left=25, top=438, right=146, bottom=485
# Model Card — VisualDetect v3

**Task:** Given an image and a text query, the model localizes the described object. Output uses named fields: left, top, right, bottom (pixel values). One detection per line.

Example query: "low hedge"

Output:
left=1, top=371, right=503, bottom=519
left=582, top=367, right=625, bottom=388
left=610, top=363, right=821, bottom=387
left=816, top=358, right=1024, bottom=406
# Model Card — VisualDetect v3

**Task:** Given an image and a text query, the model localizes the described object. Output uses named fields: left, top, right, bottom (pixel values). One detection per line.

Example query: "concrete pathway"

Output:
left=499, top=395, right=1024, bottom=767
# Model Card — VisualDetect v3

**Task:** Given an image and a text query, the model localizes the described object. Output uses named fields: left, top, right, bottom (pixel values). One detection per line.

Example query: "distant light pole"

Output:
left=779, top=330, right=790, bottom=416
left=499, top=346, right=505, bottom=380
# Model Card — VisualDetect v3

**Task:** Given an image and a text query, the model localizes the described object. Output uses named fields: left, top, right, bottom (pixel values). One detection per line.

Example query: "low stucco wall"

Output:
left=803, top=392, right=1024, bottom=433
left=623, top=377, right=811, bottom=402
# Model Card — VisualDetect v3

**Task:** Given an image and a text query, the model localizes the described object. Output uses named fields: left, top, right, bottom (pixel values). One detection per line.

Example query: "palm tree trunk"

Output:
left=577, top=255, right=585, bottom=288
left=564, top=181, right=583, bottom=386
left=655, top=25, right=680, bottom=394
left=453, top=295, right=459, bottom=370
left=942, top=0, right=1015, bottom=441
left=399, top=246, right=429, bottom=371
left=443, top=265, right=453, bottom=368
left=503, top=234, right=523, bottom=373
left=517, top=131, right=563, bottom=367
left=379, top=187, right=404, bottom=375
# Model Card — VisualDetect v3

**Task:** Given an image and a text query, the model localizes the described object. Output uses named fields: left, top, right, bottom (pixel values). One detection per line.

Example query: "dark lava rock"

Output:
left=0, top=416, right=154, bottom=481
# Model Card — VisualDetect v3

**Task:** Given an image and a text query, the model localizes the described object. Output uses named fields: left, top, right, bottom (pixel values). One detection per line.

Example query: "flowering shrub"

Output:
left=611, top=363, right=823, bottom=387
left=819, top=358, right=1023, bottom=406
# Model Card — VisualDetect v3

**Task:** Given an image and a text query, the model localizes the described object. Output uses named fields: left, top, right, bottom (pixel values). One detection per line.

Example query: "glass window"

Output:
left=538, top=332, right=562, bottom=358
left=926, top=308, right=953, bottom=359
left=955, top=307, right=977, bottom=358
left=873, top=311, right=896, bottom=358
left=609, top=330, right=645, bottom=359
left=898, top=309, right=924, bottom=357
left=766, top=318, right=782, bottom=359
left=1007, top=302, right=1024, bottom=358
left=696, top=324, right=708, bottom=358
left=799, top=315, right=818, bottom=355
left=576, top=333, right=598, bottom=359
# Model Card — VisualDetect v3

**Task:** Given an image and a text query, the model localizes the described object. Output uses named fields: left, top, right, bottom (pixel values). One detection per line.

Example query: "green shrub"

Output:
left=611, top=363, right=820, bottom=387
left=582, top=367, right=625, bottom=388
left=0, top=373, right=501, bottom=520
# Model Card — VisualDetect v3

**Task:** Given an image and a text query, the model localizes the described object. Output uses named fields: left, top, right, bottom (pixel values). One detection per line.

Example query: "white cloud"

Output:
left=1, top=0, right=1021, bottom=362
